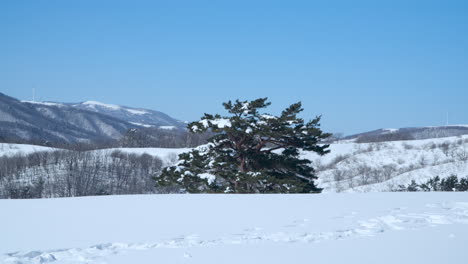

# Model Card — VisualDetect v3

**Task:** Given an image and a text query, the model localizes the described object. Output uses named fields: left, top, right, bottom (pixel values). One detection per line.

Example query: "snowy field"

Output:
left=101, top=147, right=190, bottom=166
left=1, top=193, right=468, bottom=264
left=0, top=143, right=55, bottom=157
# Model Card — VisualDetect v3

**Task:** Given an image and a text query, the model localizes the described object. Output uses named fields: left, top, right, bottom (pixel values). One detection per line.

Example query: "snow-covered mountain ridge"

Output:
left=0, top=93, right=185, bottom=144
left=0, top=93, right=135, bottom=144
left=69, top=100, right=185, bottom=130
left=21, top=99, right=186, bottom=130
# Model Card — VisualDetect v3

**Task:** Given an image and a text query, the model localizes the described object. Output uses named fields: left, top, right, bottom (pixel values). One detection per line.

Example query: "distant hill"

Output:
left=0, top=93, right=137, bottom=145
left=0, top=93, right=187, bottom=146
left=344, top=126, right=468, bottom=143
left=68, top=101, right=186, bottom=131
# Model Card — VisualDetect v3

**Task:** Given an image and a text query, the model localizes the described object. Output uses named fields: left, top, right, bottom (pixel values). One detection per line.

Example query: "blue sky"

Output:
left=1, top=0, right=467, bottom=134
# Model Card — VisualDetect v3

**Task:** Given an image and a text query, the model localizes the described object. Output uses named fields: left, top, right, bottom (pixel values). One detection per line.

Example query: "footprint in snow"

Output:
left=332, top=212, right=358, bottom=219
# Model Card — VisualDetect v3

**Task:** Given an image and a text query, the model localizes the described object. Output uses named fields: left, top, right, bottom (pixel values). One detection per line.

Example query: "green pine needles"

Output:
left=155, top=98, right=331, bottom=193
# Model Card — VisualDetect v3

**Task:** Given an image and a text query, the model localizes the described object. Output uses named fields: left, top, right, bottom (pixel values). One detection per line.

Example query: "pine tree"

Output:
left=406, top=180, right=420, bottom=192
left=458, top=177, right=468, bottom=191
left=155, top=98, right=331, bottom=193
left=440, top=175, right=459, bottom=191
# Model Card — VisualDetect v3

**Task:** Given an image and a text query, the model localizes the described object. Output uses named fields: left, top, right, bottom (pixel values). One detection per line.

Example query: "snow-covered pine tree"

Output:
left=155, top=98, right=331, bottom=193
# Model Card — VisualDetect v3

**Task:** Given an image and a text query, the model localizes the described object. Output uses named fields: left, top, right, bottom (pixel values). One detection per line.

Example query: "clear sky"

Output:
left=1, top=0, right=467, bottom=135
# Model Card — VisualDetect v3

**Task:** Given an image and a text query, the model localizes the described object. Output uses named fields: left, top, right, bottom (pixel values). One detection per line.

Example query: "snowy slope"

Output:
left=71, top=101, right=186, bottom=130
left=0, top=93, right=136, bottom=144
left=109, top=135, right=468, bottom=192
left=98, top=147, right=191, bottom=166
left=0, top=193, right=467, bottom=264
left=0, top=143, right=55, bottom=157
left=304, top=135, right=468, bottom=192
left=0, top=144, right=187, bottom=165
left=1, top=93, right=189, bottom=145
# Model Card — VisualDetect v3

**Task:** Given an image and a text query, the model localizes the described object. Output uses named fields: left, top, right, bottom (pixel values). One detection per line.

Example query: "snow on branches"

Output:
left=155, top=98, right=331, bottom=193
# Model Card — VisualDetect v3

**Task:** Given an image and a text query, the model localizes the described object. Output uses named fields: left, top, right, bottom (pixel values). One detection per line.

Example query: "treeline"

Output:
left=355, top=131, right=415, bottom=143
left=0, top=128, right=212, bottom=151
left=120, top=128, right=213, bottom=148
left=396, top=175, right=468, bottom=192
left=354, top=127, right=468, bottom=143
left=0, top=149, right=168, bottom=199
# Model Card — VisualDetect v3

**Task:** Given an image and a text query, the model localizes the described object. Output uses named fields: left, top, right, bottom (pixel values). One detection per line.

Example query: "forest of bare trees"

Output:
left=0, top=149, right=166, bottom=199
left=0, top=126, right=215, bottom=199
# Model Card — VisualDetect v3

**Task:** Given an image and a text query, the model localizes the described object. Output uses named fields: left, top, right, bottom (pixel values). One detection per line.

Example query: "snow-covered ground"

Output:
left=100, top=147, right=190, bottom=166
left=1, top=193, right=467, bottom=264
left=0, top=143, right=55, bottom=157
left=304, top=135, right=468, bottom=192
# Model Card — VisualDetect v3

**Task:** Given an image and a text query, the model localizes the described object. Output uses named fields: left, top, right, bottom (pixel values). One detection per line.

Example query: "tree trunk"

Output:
left=239, top=156, right=246, bottom=173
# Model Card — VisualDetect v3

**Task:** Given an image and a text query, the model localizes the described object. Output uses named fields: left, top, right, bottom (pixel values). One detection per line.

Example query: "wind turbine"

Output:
left=446, top=111, right=449, bottom=126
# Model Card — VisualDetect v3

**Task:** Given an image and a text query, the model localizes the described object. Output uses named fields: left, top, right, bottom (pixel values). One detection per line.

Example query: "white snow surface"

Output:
left=101, top=147, right=190, bottom=165
left=383, top=128, right=398, bottom=133
left=1, top=193, right=467, bottom=264
left=261, top=114, right=276, bottom=120
left=22, top=101, right=63, bottom=107
left=0, top=143, right=55, bottom=157
left=159, top=126, right=177, bottom=130
left=125, top=109, right=148, bottom=115
left=192, top=118, right=232, bottom=132
left=129, top=122, right=153, bottom=128
left=202, top=118, right=232, bottom=128
left=82, top=101, right=121, bottom=110
left=81, top=101, right=150, bottom=115
left=197, top=173, right=216, bottom=184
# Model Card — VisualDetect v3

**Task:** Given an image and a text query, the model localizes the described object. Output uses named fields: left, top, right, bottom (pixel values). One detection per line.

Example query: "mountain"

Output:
left=0, top=93, right=188, bottom=145
left=0, top=93, right=137, bottom=145
left=344, top=126, right=468, bottom=143
left=68, top=101, right=186, bottom=130
left=4, top=91, right=467, bottom=146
